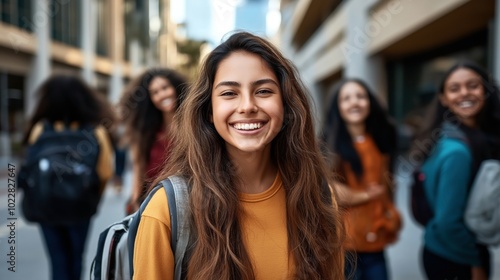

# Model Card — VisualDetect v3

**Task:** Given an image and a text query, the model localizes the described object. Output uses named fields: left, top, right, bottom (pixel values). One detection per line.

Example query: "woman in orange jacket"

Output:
left=324, top=78, right=402, bottom=280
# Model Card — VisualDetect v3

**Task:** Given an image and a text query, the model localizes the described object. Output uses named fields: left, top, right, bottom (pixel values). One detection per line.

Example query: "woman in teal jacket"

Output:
left=411, top=61, right=500, bottom=280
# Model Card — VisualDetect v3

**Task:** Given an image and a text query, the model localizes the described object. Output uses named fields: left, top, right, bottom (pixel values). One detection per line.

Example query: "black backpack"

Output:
left=18, top=122, right=101, bottom=224
left=410, top=168, right=433, bottom=227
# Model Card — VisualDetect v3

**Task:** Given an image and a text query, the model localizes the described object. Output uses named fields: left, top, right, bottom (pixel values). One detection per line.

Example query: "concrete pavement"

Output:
left=0, top=164, right=499, bottom=279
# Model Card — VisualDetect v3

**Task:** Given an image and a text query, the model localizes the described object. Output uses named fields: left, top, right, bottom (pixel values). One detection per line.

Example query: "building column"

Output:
left=344, top=0, right=386, bottom=101
left=493, top=0, right=500, bottom=82
left=82, top=0, right=97, bottom=85
left=0, top=73, right=9, bottom=157
left=25, top=0, right=51, bottom=117
left=109, top=0, right=125, bottom=104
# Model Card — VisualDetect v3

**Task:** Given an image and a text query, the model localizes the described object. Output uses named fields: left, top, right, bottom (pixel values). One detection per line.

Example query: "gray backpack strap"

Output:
left=163, top=175, right=190, bottom=280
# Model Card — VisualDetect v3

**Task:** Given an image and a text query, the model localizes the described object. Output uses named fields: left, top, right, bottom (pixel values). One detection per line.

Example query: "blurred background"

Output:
left=0, top=0, right=499, bottom=279
left=1, top=0, right=499, bottom=161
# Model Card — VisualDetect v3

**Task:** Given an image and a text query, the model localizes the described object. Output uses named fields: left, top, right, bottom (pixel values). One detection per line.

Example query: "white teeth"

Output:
left=459, top=101, right=473, bottom=108
left=233, top=123, right=262, bottom=130
left=162, top=98, right=174, bottom=107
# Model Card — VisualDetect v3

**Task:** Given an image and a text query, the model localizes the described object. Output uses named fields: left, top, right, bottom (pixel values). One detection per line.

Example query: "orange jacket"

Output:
left=338, top=135, right=402, bottom=252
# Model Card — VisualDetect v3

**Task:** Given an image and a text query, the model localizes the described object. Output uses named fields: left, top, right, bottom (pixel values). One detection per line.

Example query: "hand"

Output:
left=472, top=266, right=487, bottom=280
left=365, top=183, right=385, bottom=200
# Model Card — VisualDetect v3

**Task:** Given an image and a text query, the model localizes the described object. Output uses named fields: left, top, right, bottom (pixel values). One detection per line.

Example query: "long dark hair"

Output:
left=411, top=60, right=500, bottom=161
left=120, top=68, right=188, bottom=169
left=153, top=31, right=345, bottom=280
left=23, top=75, right=115, bottom=144
left=324, top=78, right=397, bottom=176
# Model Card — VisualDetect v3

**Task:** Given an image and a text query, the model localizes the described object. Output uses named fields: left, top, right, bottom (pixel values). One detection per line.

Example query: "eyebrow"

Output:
left=214, top=78, right=279, bottom=89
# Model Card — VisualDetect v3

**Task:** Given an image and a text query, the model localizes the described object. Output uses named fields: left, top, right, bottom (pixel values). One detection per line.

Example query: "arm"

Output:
left=333, top=181, right=384, bottom=207
left=129, top=144, right=145, bottom=212
left=425, top=144, right=480, bottom=265
left=95, top=126, right=114, bottom=192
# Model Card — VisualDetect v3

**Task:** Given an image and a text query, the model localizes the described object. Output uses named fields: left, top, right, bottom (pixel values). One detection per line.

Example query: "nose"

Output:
left=237, top=93, right=258, bottom=113
left=459, top=85, right=469, bottom=97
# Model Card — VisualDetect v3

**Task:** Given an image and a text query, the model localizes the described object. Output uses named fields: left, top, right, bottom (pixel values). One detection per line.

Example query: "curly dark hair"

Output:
left=120, top=68, right=188, bottom=168
left=23, top=74, right=115, bottom=144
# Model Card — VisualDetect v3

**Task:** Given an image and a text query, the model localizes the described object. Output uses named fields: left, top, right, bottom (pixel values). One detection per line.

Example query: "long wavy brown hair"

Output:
left=153, top=31, right=345, bottom=279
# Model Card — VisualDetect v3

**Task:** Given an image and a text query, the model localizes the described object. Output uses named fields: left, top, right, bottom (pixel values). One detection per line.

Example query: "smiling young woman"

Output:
left=120, top=68, right=188, bottom=213
left=132, top=32, right=346, bottom=280
left=323, top=78, right=402, bottom=280
left=410, top=61, right=500, bottom=280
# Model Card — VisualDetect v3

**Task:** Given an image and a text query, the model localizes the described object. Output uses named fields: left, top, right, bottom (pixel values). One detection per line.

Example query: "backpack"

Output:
left=18, top=122, right=101, bottom=224
left=409, top=168, right=433, bottom=227
left=465, top=159, right=500, bottom=246
left=91, top=175, right=191, bottom=280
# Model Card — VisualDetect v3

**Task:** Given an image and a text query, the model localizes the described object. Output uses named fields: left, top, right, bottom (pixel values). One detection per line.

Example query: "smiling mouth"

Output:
left=348, top=107, right=363, bottom=113
left=459, top=101, right=474, bottom=108
left=232, top=123, right=263, bottom=131
left=161, top=98, right=174, bottom=107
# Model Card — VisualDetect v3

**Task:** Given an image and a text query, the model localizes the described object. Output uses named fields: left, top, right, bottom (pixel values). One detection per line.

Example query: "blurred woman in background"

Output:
left=120, top=68, right=188, bottom=213
left=411, top=61, right=500, bottom=280
left=324, top=78, right=402, bottom=280
left=22, top=75, right=114, bottom=280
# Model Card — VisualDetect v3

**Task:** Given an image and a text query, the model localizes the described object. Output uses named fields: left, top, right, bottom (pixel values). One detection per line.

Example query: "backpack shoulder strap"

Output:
left=163, top=175, right=190, bottom=280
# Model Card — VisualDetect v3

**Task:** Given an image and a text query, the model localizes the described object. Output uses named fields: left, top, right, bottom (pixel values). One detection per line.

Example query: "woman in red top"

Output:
left=323, top=78, right=402, bottom=280
left=120, top=68, right=188, bottom=213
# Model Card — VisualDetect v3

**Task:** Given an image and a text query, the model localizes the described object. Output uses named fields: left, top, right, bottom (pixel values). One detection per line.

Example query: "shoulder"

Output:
left=93, top=125, right=111, bottom=142
left=27, top=122, right=45, bottom=144
left=142, top=186, right=172, bottom=227
left=436, top=137, right=471, bottom=159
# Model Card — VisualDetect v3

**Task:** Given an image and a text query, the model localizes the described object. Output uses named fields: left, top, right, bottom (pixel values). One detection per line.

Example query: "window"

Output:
left=50, top=0, right=81, bottom=47
left=1, top=0, right=32, bottom=32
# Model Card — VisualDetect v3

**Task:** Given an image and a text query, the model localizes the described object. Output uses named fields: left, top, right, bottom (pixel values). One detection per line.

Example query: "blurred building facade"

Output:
left=278, top=0, right=500, bottom=144
left=0, top=0, right=180, bottom=157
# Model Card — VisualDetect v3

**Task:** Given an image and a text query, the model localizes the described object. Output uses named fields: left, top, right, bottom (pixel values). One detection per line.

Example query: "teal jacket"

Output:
left=421, top=123, right=480, bottom=266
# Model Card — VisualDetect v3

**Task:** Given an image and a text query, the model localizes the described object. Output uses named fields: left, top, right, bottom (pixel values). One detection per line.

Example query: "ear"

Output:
left=439, top=93, right=448, bottom=108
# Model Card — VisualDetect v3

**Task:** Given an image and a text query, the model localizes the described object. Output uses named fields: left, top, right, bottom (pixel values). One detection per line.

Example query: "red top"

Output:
left=145, top=129, right=172, bottom=181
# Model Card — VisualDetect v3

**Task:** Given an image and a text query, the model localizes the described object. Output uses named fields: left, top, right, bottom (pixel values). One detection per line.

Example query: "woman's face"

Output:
left=211, top=51, right=284, bottom=156
left=440, top=68, right=485, bottom=127
left=149, top=76, right=177, bottom=113
left=338, top=82, right=370, bottom=126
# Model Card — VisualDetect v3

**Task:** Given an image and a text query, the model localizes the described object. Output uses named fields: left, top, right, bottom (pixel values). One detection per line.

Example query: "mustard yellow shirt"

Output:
left=133, top=174, right=291, bottom=279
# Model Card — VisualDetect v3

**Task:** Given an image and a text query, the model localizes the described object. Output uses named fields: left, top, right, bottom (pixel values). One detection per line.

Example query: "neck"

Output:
left=162, top=111, right=174, bottom=129
left=346, top=123, right=366, bottom=139
left=229, top=148, right=278, bottom=194
left=459, top=117, right=477, bottom=129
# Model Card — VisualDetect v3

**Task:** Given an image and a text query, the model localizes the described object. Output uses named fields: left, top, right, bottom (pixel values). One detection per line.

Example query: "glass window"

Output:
left=50, top=0, right=81, bottom=47
left=96, top=0, right=109, bottom=57
left=1, top=0, right=32, bottom=32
